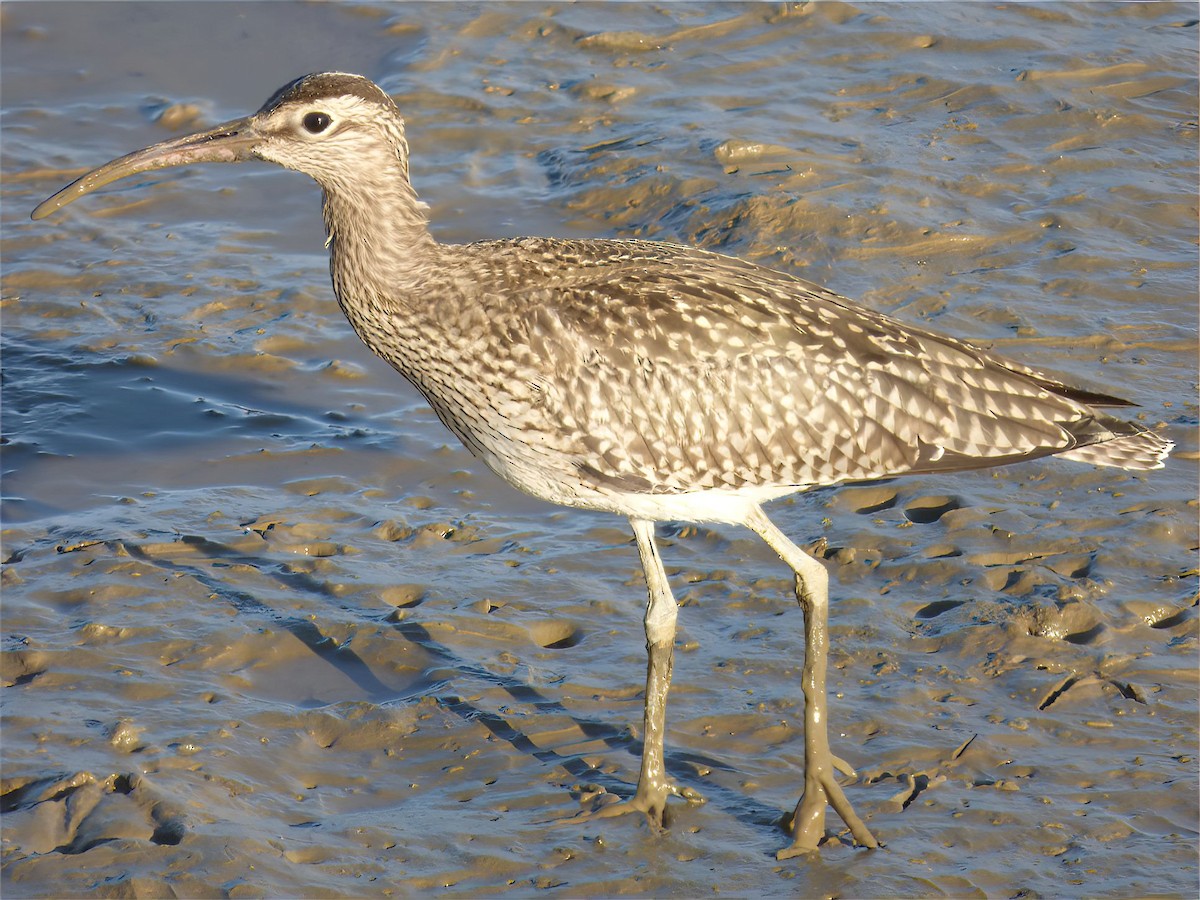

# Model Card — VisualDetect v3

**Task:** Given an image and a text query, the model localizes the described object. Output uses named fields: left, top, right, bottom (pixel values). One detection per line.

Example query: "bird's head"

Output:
left=32, top=72, right=412, bottom=220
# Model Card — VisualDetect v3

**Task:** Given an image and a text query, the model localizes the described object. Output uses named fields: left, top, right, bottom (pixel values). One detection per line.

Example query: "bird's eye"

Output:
left=303, top=112, right=332, bottom=134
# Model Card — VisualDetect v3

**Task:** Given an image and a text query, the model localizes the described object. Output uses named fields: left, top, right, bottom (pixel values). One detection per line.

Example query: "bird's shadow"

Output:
left=104, top=528, right=797, bottom=840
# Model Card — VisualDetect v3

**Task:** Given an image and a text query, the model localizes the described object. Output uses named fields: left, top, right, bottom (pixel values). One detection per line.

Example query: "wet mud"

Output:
left=2, top=2, right=1197, bottom=897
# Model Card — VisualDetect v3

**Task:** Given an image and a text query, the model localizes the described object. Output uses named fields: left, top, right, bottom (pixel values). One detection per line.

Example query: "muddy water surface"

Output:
left=2, top=2, right=1198, bottom=897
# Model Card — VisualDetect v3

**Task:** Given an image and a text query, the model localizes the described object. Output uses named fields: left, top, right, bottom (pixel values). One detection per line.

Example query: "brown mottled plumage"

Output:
left=32, top=72, right=1172, bottom=857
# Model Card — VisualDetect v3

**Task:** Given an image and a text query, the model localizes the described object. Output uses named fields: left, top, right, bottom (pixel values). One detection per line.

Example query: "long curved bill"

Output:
left=31, top=116, right=261, bottom=220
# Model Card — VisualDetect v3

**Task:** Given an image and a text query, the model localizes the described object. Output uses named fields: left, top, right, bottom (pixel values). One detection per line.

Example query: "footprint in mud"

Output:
left=381, top=584, right=426, bottom=609
left=903, top=495, right=963, bottom=524
left=915, top=598, right=967, bottom=619
left=849, top=486, right=899, bottom=515
left=845, top=489, right=964, bottom=524
left=1037, top=672, right=1149, bottom=711
left=1, top=772, right=185, bottom=855
left=1, top=649, right=49, bottom=687
left=1016, top=601, right=1105, bottom=644
left=530, top=620, right=583, bottom=650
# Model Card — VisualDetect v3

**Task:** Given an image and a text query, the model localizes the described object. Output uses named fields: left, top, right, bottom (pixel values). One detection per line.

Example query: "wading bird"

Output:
left=32, top=73, right=1171, bottom=857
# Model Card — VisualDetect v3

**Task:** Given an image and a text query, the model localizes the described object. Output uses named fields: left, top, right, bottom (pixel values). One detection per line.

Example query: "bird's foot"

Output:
left=776, top=765, right=879, bottom=859
left=555, top=781, right=704, bottom=830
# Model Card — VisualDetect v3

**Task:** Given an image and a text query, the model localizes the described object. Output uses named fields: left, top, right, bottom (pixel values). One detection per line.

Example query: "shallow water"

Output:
left=2, top=2, right=1198, bottom=897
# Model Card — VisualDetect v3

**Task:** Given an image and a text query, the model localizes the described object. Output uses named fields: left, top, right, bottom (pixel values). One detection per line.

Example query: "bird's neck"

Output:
left=321, top=171, right=440, bottom=305
left=318, top=168, right=454, bottom=379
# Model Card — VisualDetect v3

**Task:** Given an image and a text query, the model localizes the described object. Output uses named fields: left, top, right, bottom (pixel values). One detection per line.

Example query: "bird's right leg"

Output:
left=625, top=516, right=687, bottom=823
left=570, top=517, right=700, bottom=826
left=746, top=506, right=878, bottom=857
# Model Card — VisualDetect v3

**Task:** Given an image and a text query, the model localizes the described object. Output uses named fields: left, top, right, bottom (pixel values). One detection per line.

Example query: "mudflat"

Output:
left=3, top=2, right=1196, bottom=897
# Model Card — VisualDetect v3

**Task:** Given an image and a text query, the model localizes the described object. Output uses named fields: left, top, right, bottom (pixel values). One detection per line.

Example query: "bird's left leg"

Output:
left=569, top=517, right=701, bottom=826
left=745, top=506, right=878, bottom=857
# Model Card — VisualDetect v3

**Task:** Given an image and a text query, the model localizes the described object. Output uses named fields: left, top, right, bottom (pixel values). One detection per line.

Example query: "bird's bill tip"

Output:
left=30, top=116, right=260, bottom=220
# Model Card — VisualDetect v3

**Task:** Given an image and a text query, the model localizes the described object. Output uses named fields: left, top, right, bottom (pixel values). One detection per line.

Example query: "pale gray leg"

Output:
left=745, top=506, right=878, bottom=856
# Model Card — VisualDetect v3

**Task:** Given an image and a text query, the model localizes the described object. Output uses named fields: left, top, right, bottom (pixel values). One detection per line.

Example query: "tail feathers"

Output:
left=1058, top=422, right=1173, bottom=471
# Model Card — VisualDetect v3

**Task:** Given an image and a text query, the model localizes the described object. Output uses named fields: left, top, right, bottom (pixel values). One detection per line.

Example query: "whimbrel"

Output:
left=32, top=73, right=1172, bottom=857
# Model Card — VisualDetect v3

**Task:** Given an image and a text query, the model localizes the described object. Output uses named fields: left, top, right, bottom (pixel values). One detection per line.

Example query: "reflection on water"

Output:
left=2, top=2, right=1196, bottom=897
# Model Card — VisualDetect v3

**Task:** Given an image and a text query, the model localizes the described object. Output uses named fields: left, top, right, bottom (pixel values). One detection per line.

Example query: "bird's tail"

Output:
left=1058, top=421, right=1173, bottom=471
